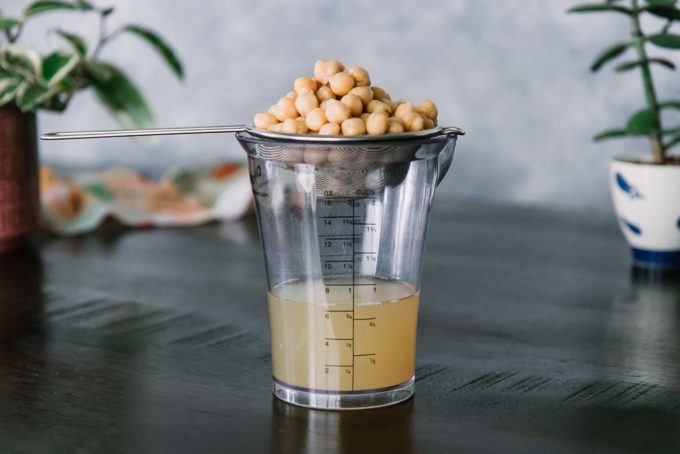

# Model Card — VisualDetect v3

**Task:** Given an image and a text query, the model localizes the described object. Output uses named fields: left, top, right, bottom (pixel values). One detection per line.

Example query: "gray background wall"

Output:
left=2, top=0, right=678, bottom=210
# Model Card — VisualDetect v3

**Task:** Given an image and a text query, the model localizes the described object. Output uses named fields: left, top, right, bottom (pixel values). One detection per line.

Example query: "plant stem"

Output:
left=62, top=13, right=115, bottom=109
left=91, top=13, right=107, bottom=59
left=631, top=0, right=665, bottom=163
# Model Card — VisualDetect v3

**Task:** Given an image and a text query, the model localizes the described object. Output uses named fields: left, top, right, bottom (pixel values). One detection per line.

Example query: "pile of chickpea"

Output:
left=253, top=60, right=438, bottom=136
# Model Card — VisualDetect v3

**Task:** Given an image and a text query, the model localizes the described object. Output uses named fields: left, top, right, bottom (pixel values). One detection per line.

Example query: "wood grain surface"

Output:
left=0, top=198, right=679, bottom=453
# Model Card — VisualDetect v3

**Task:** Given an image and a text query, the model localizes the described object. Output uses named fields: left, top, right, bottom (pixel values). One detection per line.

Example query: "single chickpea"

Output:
left=388, top=116, right=404, bottom=127
left=319, top=123, right=341, bottom=136
left=329, top=59, right=344, bottom=72
left=367, top=99, right=391, bottom=115
left=345, top=63, right=359, bottom=73
left=316, top=85, right=335, bottom=103
left=319, top=99, right=331, bottom=110
left=286, top=91, right=297, bottom=100
left=328, top=148, right=350, bottom=163
left=295, top=92, right=319, bottom=116
left=400, top=111, right=425, bottom=132
left=347, top=65, right=371, bottom=87
left=348, top=86, right=373, bottom=106
left=304, top=149, right=329, bottom=165
left=305, top=108, right=327, bottom=131
left=340, top=94, right=363, bottom=117
left=325, top=100, right=351, bottom=124
left=313, top=60, right=327, bottom=83
left=267, top=122, right=283, bottom=132
left=371, top=86, right=391, bottom=101
left=341, top=118, right=366, bottom=136
left=387, top=122, right=404, bottom=134
left=281, top=118, right=299, bottom=134
left=253, top=112, right=278, bottom=130
left=294, top=76, right=318, bottom=95
left=365, top=112, right=389, bottom=135
left=329, top=72, right=356, bottom=97
left=423, top=116, right=435, bottom=129
left=416, top=100, right=438, bottom=121
left=274, top=97, right=298, bottom=121
left=296, top=117, right=309, bottom=134
left=394, top=101, right=415, bottom=119
left=314, top=59, right=344, bottom=84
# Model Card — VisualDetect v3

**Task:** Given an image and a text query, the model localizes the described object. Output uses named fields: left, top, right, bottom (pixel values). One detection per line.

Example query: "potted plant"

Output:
left=569, top=0, right=680, bottom=269
left=0, top=0, right=183, bottom=252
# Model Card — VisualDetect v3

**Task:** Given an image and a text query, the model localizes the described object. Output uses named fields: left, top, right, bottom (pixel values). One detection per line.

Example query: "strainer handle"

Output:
left=40, top=124, right=247, bottom=141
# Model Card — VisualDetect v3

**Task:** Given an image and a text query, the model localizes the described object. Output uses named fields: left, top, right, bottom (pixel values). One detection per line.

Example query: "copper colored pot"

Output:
left=0, top=105, right=39, bottom=253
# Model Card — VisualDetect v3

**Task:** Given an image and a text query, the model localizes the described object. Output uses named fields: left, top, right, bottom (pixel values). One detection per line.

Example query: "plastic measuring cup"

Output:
left=237, top=127, right=463, bottom=410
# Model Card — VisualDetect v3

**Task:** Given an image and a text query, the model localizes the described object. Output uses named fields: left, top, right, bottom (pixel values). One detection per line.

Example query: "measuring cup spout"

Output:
left=436, top=136, right=457, bottom=187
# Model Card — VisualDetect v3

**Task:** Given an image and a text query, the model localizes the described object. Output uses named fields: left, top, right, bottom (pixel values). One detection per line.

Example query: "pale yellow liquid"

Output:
left=268, top=279, right=419, bottom=392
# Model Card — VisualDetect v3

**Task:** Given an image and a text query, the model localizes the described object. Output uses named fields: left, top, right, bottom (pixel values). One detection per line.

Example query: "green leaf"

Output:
left=0, top=77, right=21, bottom=105
left=659, top=100, right=680, bottom=109
left=0, top=18, right=20, bottom=31
left=54, top=29, right=87, bottom=56
left=626, top=109, right=657, bottom=135
left=84, top=61, right=153, bottom=128
left=23, top=1, right=75, bottom=17
left=57, top=75, right=77, bottom=92
left=0, top=45, right=42, bottom=82
left=122, top=25, right=184, bottom=78
left=648, top=57, right=676, bottom=69
left=73, top=0, right=95, bottom=10
left=615, top=60, right=642, bottom=71
left=23, top=0, right=95, bottom=17
left=615, top=58, right=676, bottom=71
left=645, top=5, right=680, bottom=19
left=648, top=33, right=680, bottom=49
left=594, top=128, right=628, bottom=141
left=100, top=6, right=114, bottom=17
left=666, top=134, right=680, bottom=149
left=567, top=3, right=633, bottom=15
left=591, top=42, right=630, bottom=72
left=645, top=0, right=676, bottom=6
left=83, top=60, right=114, bottom=80
left=41, top=51, right=78, bottom=86
left=15, top=82, right=51, bottom=111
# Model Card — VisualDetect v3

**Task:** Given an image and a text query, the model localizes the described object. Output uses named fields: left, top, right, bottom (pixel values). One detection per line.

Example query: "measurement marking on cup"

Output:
left=351, top=196, right=356, bottom=391
left=318, top=215, right=363, bottom=219
left=321, top=196, right=376, bottom=200
left=317, top=194, right=381, bottom=392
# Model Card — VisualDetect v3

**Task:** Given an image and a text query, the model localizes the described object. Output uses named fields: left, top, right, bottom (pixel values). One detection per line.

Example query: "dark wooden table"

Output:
left=1, top=197, right=679, bottom=453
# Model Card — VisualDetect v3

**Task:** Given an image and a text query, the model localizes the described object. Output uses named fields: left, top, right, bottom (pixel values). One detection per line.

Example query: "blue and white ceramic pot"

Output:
left=610, top=158, right=680, bottom=269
